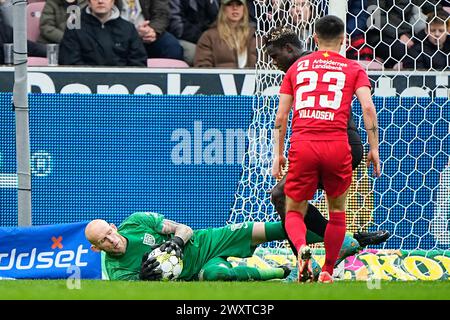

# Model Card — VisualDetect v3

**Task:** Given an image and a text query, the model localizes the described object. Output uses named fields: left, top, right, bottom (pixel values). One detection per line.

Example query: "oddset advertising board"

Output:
left=0, top=222, right=101, bottom=279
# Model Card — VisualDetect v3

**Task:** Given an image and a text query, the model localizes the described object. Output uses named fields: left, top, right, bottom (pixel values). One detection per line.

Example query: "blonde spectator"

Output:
left=194, top=0, right=256, bottom=68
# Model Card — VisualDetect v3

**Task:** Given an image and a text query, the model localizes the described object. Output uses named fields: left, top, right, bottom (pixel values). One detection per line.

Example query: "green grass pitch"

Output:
left=0, top=280, right=449, bottom=300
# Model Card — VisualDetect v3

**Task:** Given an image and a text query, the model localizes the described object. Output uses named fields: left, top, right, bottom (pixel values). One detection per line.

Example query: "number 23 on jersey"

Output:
left=295, top=71, right=346, bottom=111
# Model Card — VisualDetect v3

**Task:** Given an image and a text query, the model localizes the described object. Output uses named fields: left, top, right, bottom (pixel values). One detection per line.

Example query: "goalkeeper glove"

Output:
left=139, top=253, right=163, bottom=281
left=159, top=236, right=184, bottom=258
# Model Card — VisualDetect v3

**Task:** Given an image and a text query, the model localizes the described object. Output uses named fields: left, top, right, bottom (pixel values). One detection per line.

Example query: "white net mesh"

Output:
left=229, top=0, right=450, bottom=261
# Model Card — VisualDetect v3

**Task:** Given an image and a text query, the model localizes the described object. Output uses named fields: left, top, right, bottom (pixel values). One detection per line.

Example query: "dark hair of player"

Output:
left=314, top=15, right=345, bottom=41
left=263, top=26, right=303, bottom=50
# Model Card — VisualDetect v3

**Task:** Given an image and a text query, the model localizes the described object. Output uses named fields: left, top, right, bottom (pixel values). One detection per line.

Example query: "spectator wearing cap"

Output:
left=194, top=0, right=256, bottom=68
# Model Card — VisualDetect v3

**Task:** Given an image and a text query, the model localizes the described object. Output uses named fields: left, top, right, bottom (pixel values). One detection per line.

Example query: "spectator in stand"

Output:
left=38, top=0, right=88, bottom=45
left=248, top=0, right=319, bottom=34
left=59, top=0, right=147, bottom=66
left=247, top=0, right=282, bottom=29
left=194, top=0, right=256, bottom=68
left=404, top=10, right=450, bottom=70
left=247, top=0, right=257, bottom=27
left=120, top=0, right=183, bottom=60
left=168, top=0, right=219, bottom=66
left=286, top=0, right=313, bottom=38
left=0, top=0, right=12, bottom=27
left=346, top=0, right=373, bottom=61
left=0, top=8, right=47, bottom=64
left=366, top=0, right=442, bottom=68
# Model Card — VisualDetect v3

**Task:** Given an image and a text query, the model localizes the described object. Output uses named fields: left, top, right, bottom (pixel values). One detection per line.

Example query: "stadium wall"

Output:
left=0, top=68, right=448, bottom=97
left=0, top=93, right=449, bottom=252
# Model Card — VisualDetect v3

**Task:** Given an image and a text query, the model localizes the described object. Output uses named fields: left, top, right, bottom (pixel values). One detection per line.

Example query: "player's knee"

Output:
left=328, top=190, right=349, bottom=212
left=328, top=200, right=345, bottom=212
left=199, top=266, right=232, bottom=281
left=286, top=197, right=309, bottom=215
left=328, top=199, right=346, bottom=212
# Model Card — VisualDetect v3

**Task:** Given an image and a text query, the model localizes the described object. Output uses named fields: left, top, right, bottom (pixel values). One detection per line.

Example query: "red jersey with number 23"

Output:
left=279, top=50, right=371, bottom=142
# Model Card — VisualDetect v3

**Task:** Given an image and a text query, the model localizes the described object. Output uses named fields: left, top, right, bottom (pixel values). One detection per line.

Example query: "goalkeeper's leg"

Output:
left=199, top=257, right=289, bottom=281
left=257, top=220, right=355, bottom=256
left=254, top=221, right=360, bottom=269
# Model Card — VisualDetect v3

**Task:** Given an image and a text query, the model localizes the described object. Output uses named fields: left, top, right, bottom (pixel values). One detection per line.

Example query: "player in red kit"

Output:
left=272, top=15, right=381, bottom=283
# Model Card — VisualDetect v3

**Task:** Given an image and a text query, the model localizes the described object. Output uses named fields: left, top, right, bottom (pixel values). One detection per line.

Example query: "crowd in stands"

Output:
left=0, top=0, right=47, bottom=62
left=0, top=0, right=448, bottom=70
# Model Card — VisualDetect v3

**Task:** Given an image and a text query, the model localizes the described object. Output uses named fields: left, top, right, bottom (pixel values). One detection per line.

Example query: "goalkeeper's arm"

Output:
left=158, top=219, right=193, bottom=257
left=160, top=219, right=193, bottom=245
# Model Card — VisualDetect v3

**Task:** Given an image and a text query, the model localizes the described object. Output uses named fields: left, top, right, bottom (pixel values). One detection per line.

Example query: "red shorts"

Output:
left=285, top=140, right=352, bottom=202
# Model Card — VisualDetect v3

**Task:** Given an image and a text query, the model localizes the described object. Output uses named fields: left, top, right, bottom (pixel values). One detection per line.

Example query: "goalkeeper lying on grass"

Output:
left=85, top=211, right=388, bottom=281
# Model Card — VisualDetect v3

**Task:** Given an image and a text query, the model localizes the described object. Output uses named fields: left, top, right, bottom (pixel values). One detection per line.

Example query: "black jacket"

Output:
left=58, top=7, right=147, bottom=66
left=0, top=12, right=46, bottom=64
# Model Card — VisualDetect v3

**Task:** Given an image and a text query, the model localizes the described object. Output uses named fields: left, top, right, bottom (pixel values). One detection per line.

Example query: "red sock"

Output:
left=323, top=211, right=346, bottom=274
left=285, top=210, right=307, bottom=253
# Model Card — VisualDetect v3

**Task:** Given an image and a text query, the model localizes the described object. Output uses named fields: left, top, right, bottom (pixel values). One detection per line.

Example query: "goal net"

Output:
left=229, top=0, right=450, bottom=275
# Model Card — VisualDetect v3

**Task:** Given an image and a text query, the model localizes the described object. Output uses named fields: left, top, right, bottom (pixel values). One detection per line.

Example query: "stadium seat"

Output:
left=147, top=58, right=189, bottom=68
left=28, top=56, right=48, bottom=66
left=27, top=2, right=45, bottom=42
left=358, top=60, right=383, bottom=70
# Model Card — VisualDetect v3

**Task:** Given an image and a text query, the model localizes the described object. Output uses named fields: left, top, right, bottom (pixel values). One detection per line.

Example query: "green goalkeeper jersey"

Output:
left=105, top=212, right=256, bottom=281
left=104, top=212, right=170, bottom=280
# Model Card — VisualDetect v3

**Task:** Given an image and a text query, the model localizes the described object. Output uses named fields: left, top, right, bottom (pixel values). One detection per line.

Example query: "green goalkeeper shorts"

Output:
left=179, top=222, right=256, bottom=281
